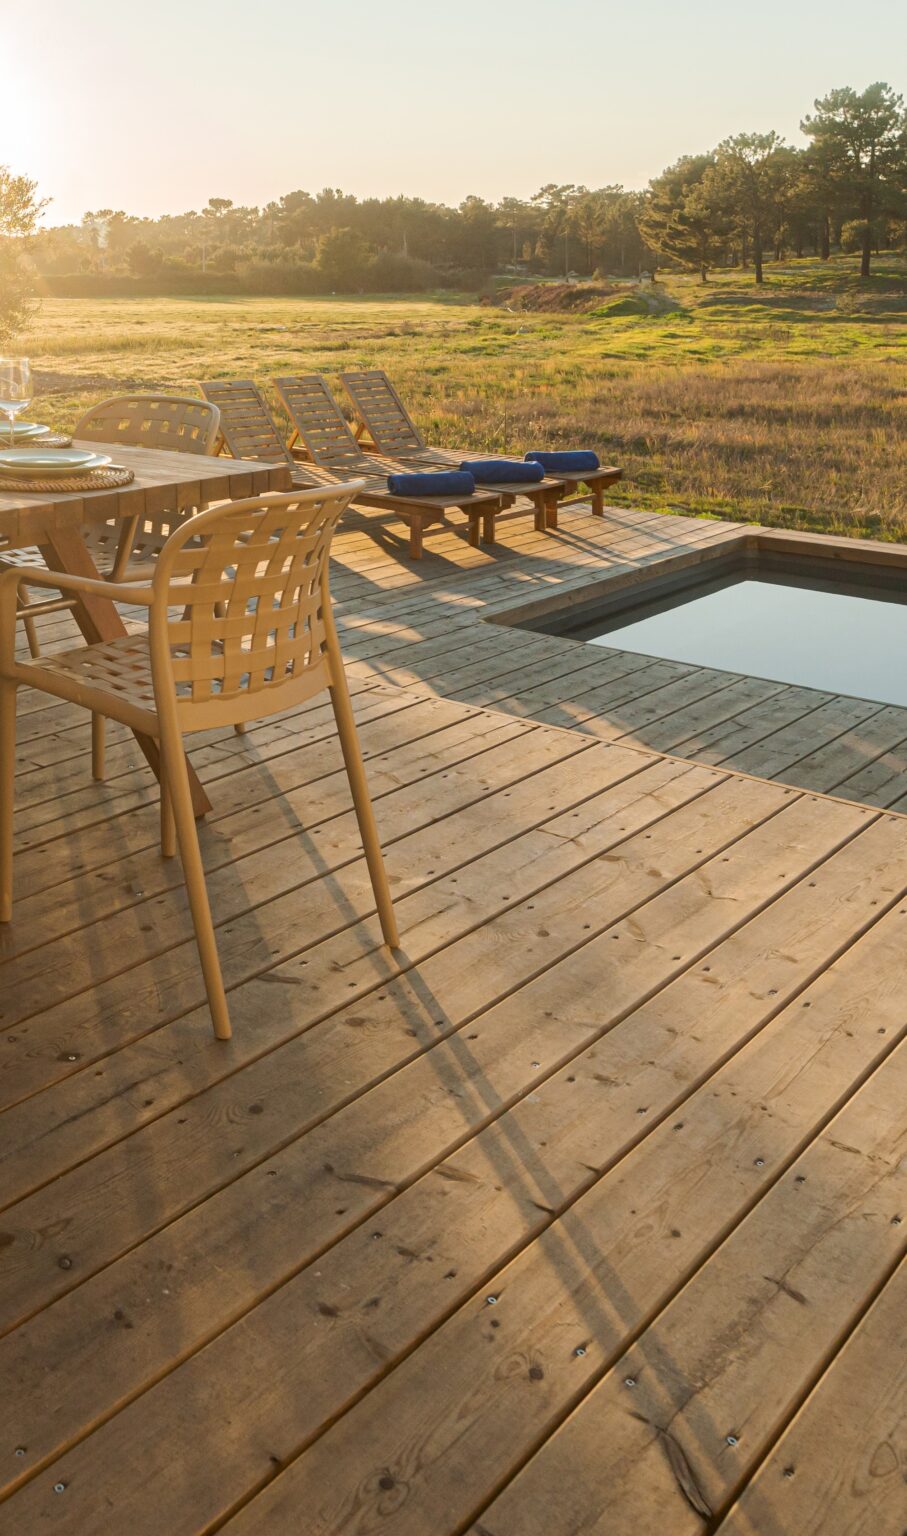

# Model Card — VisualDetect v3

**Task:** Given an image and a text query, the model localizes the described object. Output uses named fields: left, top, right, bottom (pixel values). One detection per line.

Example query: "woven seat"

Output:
left=17, top=633, right=159, bottom=728
left=0, top=483, right=398, bottom=1041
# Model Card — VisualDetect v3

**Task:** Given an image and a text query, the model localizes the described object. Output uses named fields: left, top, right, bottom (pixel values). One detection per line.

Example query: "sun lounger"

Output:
left=339, top=368, right=622, bottom=523
left=272, top=374, right=560, bottom=548
left=199, top=378, right=497, bottom=559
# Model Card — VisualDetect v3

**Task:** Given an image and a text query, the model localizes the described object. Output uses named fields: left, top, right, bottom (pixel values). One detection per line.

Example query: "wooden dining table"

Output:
left=0, top=442, right=292, bottom=816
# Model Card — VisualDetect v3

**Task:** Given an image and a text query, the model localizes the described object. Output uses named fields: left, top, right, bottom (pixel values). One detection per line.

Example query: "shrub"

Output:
left=362, top=251, right=438, bottom=292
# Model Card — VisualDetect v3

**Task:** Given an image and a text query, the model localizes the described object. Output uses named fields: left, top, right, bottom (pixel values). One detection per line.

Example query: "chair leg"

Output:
left=160, top=766, right=176, bottom=859
left=22, top=614, right=41, bottom=659
left=590, top=480, right=604, bottom=517
left=91, top=714, right=106, bottom=781
left=408, top=520, right=423, bottom=559
left=0, top=678, right=16, bottom=923
left=328, top=672, right=399, bottom=949
left=233, top=722, right=247, bottom=736
left=158, top=721, right=231, bottom=1039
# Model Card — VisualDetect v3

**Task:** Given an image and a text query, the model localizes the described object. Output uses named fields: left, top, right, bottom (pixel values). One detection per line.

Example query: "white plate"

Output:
left=0, top=448, right=112, bottom=478
left=1, top=422, right=51, bottom=442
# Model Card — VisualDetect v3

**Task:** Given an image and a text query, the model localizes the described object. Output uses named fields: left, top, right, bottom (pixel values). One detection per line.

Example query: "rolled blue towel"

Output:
left=459, top=458, right=544, bottom=485
left=386, top=469, right=476, bottom=498
left=525, top=450, right=601, bottom=474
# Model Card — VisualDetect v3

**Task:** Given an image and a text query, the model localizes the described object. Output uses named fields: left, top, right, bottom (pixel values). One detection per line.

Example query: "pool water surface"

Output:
left=569, top=573, right=907, bottom=708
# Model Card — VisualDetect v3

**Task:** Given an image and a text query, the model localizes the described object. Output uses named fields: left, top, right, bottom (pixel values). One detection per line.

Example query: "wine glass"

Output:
left=0, top=358, right=33, bottom=448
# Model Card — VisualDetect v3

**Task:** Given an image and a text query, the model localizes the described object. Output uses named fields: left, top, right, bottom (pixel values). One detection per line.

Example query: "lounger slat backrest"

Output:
left=273, top=376, right=372, bottom=475
left=340, top=369, right=427, bottom=456
left=74, top=393, right=221, bottom=455
left=198, top=379, right=294, bottom=466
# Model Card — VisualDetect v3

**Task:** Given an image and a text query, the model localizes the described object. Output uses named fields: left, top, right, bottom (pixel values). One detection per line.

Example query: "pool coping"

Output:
left=482, top=526, right=907, bottom=631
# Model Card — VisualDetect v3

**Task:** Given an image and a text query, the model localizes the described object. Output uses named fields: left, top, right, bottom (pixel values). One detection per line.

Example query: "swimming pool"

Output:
left=519, top=544, right=907, bottom=708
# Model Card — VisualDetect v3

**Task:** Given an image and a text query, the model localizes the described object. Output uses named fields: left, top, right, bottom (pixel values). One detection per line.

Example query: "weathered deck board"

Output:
left=1, top=503, right=904, bottom=1534
left=463, top=1044, right=905, bottom=1536
left=716, top=1258, right=906, bottom=1536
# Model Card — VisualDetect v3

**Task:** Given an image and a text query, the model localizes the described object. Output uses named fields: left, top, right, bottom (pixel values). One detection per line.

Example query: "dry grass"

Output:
left=21, top=255, right=907, bottom=540
left=438, top=359, right=907, bottom=537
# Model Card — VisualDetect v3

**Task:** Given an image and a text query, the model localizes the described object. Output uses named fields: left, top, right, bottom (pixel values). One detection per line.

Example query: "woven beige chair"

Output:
left=75, top=393, right=223, bottom=578
left=340, top=368, right=623, bottom=523
left=0, top=482, right=398, bottom=1040
left=2, top=393, right=222, bottom=658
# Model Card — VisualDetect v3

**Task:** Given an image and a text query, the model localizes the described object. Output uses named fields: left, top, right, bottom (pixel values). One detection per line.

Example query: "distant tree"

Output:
left=531, top=184, right=577, bottom=273
left=127, top=239, right=164, bottom=277
left=314, top=226, right=368, bottom=289
left=639, top=155, right=726, bottom=281
left=802, top=83, right=907, bottom=276
left=568, top=191, right=608, bottom=273
left=0, top=165, right=46, bottom=340
left=766, top=146, right=803, bottom=260
left=800, top=136, right=843, bottom=258
left=495, top=196, right=537, bottom=265
left=703, top=132, right=793, bottom=283
left=455, top=196, right=499, bottom=271
left=597, top=188, right=647, bottom=275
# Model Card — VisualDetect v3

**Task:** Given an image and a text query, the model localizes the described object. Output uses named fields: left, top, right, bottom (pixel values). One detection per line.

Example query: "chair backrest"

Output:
left=198, top=379, right=295, bottom=466
left=150, top=482, right=363, bottom=730
left=273, top=376, right=372, bottom=475
left=74, top=393, right=220, bottom=455
left=340, top=369, right=427, bottom=456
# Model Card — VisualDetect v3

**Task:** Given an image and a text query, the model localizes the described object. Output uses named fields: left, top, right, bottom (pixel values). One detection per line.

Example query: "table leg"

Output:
left=37, top=526, right=212, bottom=817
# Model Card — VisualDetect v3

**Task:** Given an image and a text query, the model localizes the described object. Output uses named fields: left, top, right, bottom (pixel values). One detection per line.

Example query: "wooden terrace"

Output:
left=1, top=500, right=904, bottom=1534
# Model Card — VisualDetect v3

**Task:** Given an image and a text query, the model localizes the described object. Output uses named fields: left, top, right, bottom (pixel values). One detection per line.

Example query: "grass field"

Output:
left=24, top=253, right=907, bottom=539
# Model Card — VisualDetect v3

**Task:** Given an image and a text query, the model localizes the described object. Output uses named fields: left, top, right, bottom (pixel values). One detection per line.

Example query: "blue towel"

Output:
left=459, top=458, right=544, bottom=486
left=386, top=470, right=476, bottom=498
left=525, top=450, right=601, bottom=474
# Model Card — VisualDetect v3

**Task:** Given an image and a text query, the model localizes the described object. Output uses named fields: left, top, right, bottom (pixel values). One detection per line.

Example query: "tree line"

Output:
left=1, top=81, right=905, bottom=325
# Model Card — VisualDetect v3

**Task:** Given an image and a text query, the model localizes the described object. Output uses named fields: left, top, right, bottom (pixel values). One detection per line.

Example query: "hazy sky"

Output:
left=4, top=0, right=906, bottom=226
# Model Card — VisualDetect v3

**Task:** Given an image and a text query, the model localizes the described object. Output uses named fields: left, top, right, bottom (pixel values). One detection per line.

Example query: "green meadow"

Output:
left=23, top=254, right=907, bottom=539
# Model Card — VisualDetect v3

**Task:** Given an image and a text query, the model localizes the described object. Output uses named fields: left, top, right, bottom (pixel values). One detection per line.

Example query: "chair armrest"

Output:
left=0, top=566, right=153, bottom=605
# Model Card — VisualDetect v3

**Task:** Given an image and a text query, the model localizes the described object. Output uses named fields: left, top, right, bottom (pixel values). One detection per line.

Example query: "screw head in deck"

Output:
left=726, top=1435, right=738, bottom=1447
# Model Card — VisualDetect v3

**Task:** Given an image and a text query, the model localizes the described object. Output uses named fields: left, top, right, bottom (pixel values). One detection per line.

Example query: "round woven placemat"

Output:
left=0, top=465, right=135, bottom=493
left=0, top=431, right=73, bottom=450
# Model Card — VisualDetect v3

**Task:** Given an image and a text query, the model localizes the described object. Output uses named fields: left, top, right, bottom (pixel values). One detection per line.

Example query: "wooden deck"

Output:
left=1, top=504, right=904, bottom=1534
